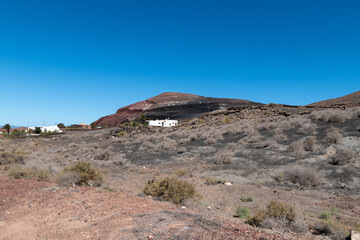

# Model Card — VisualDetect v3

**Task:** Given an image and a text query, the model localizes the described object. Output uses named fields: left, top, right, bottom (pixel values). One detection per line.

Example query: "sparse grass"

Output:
left=283, top=166, right=322, bottom=187
left=319, top=207, right=337, bottom=220
left=330, top=148, right=356, bottom=165
left=57, top=162, right=102, bottom=187
left=241, top=197, right=253, bottom=202
left=236, top=207, right=251, bottom=219
left=143, top=176, right=201, bottom=204
left=173, top=168, right=187, bottom=177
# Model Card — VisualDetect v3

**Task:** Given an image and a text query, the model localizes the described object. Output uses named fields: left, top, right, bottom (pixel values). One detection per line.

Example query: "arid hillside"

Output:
left=309, top=90, right=360, bottom=107
left=1, top=105, right=360, bottom=239
left=92, top=92, right=262, bottom=126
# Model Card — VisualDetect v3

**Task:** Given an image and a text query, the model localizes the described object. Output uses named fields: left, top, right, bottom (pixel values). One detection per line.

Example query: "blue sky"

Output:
left=0, top=0, right=359, bottom=126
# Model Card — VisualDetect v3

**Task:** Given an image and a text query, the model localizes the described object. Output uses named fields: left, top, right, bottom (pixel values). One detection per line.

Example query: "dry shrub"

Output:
left=177, top=147, right=187, bottom=154
left=288, top=140, right=306, bottom=157
left=312, top=220, right=349, bottom=240
left=37, top=169, right=51, bottom=181
left=303, top=136, right=316, bottom=152
left=7, top=165, right=29, bottom=179
left=266, top=200, right=296, bottom=222
left=297, top=124, right=317, bottom=135
left=226, top=143, right=237, bottom=151
left=139, top=141, right=155, bottom=151
left=0, top=152, right=25, bottom=165
left=204, top=137, right=217, bottom=144
left=143, top=177, right=201, bottom=204
left=154, top=138, right=177, bottom=152
left=173, top=168, right=187, bottom=177
left=241, top=128, right=262, bottom=144
left=283, top=166, right=322, bottom=187
left=325, top=128, right=343, bottom=145
left=260, top=217, right=308, bottom=233
left=57, top=162, right=102, bottom=187
left=330, top=148, right=356, bottom=165
left=310, top=109, right=356, bottom=123
left=94, top=151, right=110, bottom=161
left=214, top=151, right=233, bottom=165
left=205, top=177, right=224, bottom=185
left=57, top=172, right=80, bottom=186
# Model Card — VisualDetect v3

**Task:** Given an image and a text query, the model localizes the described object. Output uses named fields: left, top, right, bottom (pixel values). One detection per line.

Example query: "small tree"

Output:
left=57, top=123, right=65, bottom=128
left=34, top=127, right=42, bottom=134
left=2, top=124, right=10, bottom=135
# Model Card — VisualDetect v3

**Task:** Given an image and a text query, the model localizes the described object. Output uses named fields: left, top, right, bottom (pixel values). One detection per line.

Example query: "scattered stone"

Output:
left=181, top=206, right=187, bottom=210
left=207, top=206, right=211, bottom=210
left=224, top=182, right=232, bottom=186
left=351, top=230, right=360, bottom=240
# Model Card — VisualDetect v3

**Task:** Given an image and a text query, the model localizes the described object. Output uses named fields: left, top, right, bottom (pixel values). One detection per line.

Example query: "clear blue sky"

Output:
left=0, top=0, right=359, bottom=126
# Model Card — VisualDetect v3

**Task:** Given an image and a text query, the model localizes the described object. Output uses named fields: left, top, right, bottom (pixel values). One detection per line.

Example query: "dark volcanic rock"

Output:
left=92, top=92, right=262, bottom=126
left=308, top=90, right=360, bottom=107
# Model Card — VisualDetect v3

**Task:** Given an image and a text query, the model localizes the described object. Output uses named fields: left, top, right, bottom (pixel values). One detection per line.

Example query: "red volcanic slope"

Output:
left=308, top=90, right=360, bottom=107
left=92, top=92, right=261, bottom=126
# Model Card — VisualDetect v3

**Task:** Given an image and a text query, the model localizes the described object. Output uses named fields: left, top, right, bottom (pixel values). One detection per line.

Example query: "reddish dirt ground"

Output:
left=0, top=173, right=315, bottom=240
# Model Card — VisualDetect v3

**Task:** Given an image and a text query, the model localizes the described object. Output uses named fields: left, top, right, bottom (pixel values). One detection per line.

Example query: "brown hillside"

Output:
left=92, top=92, right=262, bottom=126
left=308, top=90, right=360, bottom=107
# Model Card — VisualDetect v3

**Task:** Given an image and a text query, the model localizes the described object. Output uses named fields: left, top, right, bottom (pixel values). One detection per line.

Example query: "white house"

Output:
left=28, top=125, right=63, bottom=133
left=147, top=119, right=178, bottom=127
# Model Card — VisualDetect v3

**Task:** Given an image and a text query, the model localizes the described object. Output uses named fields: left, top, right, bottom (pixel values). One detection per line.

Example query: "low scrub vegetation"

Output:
left=325, top=128, right=343, bottom=145
left=236, top=207, right=251, bottom=219
left=0, top=152, right=25, bottom=165
left=57, top=162, right=102, bottom=187
left=282, top=166, right=322, bottom=187
left=330, top=148, right=356, bottom=165
left=143, top=176, right=201, bottom=204
left=246, top=200, right=296, bottom=227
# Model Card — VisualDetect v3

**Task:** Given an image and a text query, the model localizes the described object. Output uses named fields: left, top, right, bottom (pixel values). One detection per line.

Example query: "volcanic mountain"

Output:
left=308, top=90, right=360, bottom=107
left=92, top=92, right=262, bottom=126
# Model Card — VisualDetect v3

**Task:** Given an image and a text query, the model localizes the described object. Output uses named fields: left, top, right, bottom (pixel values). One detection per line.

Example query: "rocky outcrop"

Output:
left=92, top=92, right=262, bottom=126
left=309, top=90, right=360, bottom=107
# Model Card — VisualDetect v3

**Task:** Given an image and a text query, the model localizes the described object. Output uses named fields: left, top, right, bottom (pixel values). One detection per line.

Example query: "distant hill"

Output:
left=92, top=92, right=262, bottom=126
left=308, top=90, right=360, bottom=107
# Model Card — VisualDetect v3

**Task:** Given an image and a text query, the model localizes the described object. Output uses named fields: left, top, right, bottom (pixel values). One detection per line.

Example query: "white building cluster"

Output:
left=28, top=125, right=63, bottom=133
left=147, top=119, right=178, bottom=127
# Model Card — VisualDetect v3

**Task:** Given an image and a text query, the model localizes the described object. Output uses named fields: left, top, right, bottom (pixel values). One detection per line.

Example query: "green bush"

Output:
left=205, top=177, right=224, bottom=185
left=267, top=200, right=296, bottom=222
left=236, top=207, right=251, bottom=219
left=246, top=200, right=296, bottom=226
left=57, top=162, right=102, bottom=186
left=143, top=176, right=201, bottom=204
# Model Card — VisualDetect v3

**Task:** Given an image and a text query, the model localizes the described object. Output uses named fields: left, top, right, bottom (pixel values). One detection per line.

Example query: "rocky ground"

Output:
left=1, top=105, right=360, bottom=239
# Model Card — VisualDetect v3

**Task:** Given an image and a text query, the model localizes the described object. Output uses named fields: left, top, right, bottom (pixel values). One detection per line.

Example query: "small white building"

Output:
left=147, top=119, right=178, bottom=127
left=28, top=125, right=63, bottom=133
